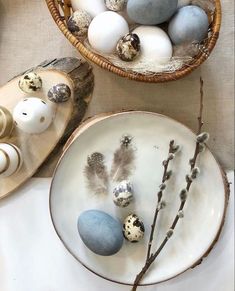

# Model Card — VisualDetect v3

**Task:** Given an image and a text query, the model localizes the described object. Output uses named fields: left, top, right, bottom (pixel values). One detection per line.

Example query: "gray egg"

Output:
left=127, top=0, right=178, bottom=25
left=105, top=0, right=126, bottom=11
left=68, top=10, right=92, bottom=38
left=47, top=83, right=71, bottom=103
left=78, top=210, right=124, bottom=256
left=19, top=72, right=42, bottom=93
left=116, top=33, right=140, bottom=61
left=113, top=180, right=134, bottom=207
left=168, top=5, right=209, bottom=45
left=123, top=214, right=145, bottom=243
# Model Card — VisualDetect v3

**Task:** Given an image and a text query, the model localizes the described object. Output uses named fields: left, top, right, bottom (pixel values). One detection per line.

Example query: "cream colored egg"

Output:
left=0, top=106, right=14, bottom=138
left=18, top=72, right=42, bottom=94
left=133, top=26, right=173, bottom=65
left=13, top=97, right=54, bottom=134
left=70, top=0, right=107, bottom=18
left=0, top=143, right=23, bottom=178
left=88, top=11, right=129, bottom=54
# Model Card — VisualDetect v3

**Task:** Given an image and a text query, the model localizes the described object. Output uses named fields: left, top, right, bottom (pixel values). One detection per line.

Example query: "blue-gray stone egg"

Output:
left=127, top=0, right=178, bottom=25
left=77, top=210, right=124, bottom=256
left=168, top=5, right=209, bottom=45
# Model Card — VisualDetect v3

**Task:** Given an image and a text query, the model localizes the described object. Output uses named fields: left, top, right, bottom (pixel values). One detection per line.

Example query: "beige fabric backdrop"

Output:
left=0, top=0, right=234, bottom=170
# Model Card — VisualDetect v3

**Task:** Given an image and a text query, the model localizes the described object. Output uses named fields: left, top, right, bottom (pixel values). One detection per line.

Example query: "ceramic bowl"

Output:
left=50, top=111, right=228, bottom=285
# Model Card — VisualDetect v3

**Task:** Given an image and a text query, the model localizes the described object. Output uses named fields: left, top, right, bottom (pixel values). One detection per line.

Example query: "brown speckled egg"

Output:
left=116, top=33, right=140, bottom=61
left=105, top=0, right=126, bottom=11
left=47, top=83, right=71, bottom=103
left=68, top=10, right=92, bottom=38
left=123, top=214, right=145, bottom=242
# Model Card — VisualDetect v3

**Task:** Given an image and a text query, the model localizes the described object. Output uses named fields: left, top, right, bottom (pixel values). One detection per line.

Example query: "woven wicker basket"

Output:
left=46, top=0, right=221, bottom=83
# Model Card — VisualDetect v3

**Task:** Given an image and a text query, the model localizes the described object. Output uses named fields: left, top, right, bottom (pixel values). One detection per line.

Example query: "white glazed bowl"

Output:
left=50, top=111, right=228, bottom=286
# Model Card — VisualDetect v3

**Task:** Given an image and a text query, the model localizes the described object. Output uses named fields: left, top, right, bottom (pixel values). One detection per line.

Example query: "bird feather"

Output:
left=84, top=152, right=109, bottom=195
left=110, top=145, right=135, bottom=182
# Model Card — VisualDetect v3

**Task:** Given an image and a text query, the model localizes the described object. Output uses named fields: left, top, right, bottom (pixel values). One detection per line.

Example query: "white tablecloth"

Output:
left=0, top=173, right=234, bottom=291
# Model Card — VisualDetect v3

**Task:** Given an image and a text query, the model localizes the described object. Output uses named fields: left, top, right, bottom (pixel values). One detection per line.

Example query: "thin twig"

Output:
left=131, top=78, right=205, bottom=291
left=146, top=140, right=177, bottom=261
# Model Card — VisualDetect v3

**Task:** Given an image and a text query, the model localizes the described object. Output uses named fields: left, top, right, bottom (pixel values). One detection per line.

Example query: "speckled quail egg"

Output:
left=47, top=83, right=71, bottom=103
left=123, top=214, right=145, bottom=242
left=0, top=143, right=23, bottom=178
left=113, top=180, right=133, bottom=208
left=105, top=0, right=126, bottom=11
left=67, top=10, right=92, bottom=38
left=18, top=72, right=42, bottom=93
left=13, top=97, right=54, bottom=134
left=116, top=33, right=141, bottom=61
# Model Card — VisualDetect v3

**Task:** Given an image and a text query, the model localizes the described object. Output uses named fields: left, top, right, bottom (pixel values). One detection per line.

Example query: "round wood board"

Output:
left=50, top=111, right=229, bottom=286
left=0, top=69, right=73, bottom=198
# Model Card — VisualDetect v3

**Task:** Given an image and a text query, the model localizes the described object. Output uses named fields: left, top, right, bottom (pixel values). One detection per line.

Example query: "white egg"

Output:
left=13, top=97, right=54, bottom=134
left=70, top=0, right=107, bottom=18
left=88, top=11, right=129, bottom=54
left=133, top=26, right=173, bottom=65
left=0, top=143, right=23, bottom=178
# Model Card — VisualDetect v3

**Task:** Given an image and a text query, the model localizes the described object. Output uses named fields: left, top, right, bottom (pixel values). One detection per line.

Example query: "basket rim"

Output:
left=45, top=0, right=222, bottom=83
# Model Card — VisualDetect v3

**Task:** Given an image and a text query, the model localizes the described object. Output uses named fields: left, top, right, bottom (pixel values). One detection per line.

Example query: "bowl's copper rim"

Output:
left=49, top=110, right=230, bottom=287
left=45, top=0, right=222, bottom=83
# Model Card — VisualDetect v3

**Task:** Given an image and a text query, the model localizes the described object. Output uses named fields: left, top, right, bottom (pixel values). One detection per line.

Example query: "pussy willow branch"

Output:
left=146, top=140, right=176, bottom=261
left=131, top=78, right=205, bottom=291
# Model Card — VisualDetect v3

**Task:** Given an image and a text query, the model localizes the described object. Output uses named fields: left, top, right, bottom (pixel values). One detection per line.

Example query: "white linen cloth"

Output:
left=0, top=173, right=234, bottom=291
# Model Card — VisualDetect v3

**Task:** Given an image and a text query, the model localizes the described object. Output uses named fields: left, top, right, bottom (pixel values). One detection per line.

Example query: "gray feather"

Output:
left=84, top=152, right=109, bottom=195
left=173, top=42, right=200, bottom=58
left=110, top=143, right=135, bottom=182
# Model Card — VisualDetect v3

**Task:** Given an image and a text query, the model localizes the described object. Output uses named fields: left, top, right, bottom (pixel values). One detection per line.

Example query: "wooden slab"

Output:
left=0, top=69, right=74, bottom=198
left=0, top=57, right=94, bottom=198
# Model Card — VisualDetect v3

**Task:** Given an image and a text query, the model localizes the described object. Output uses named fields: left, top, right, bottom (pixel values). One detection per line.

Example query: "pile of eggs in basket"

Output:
left=69, top=0, right=210, bottom=65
